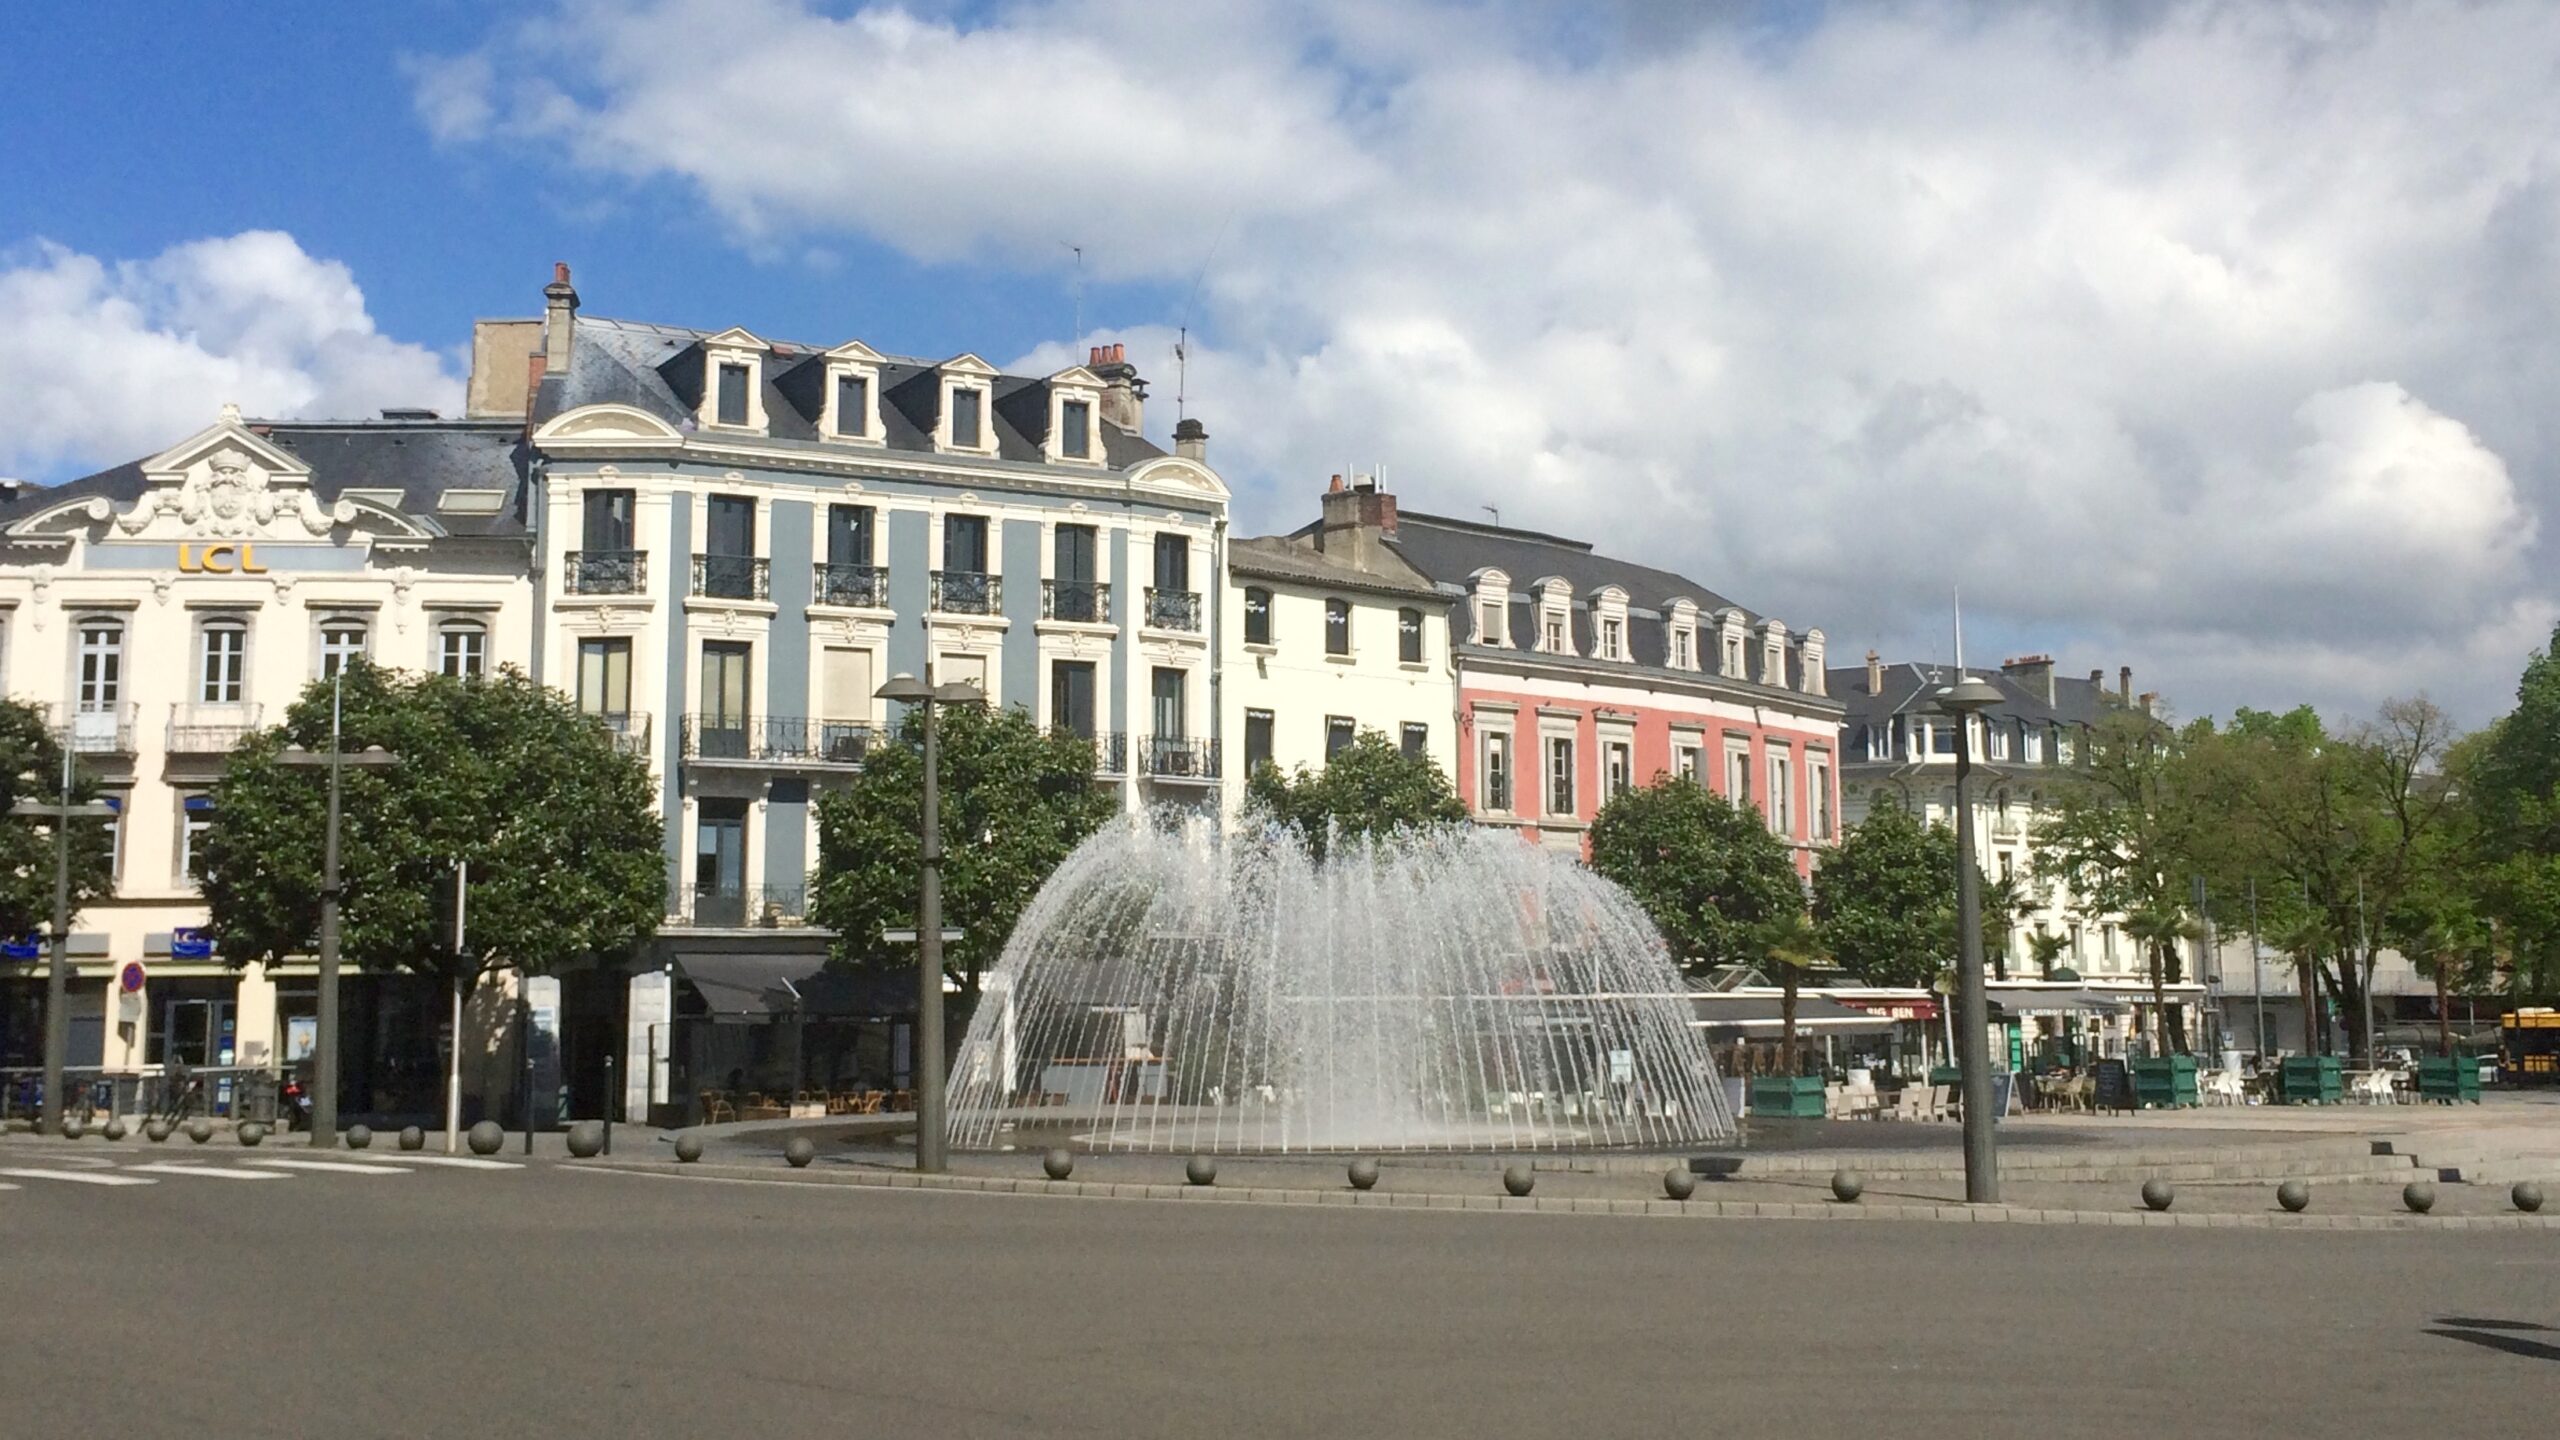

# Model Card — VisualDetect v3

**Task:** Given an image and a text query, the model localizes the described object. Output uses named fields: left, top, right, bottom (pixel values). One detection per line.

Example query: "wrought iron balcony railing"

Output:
left=681, top=714, right=875, bottom=766
left=929, top=569, right=1001, bottom=615
left=1041, top=578, right=1111, bottom=624
left=1140, top=734, right=1219, bottom=780
left=692, top=553, right=770, bottom=601
left=813, top=561, right=890, bottom=609
left=52, top=703, right=138, bottom=757
left=585, top=710, right=653, bottom=758
left=1049, top=727, right=1127, bottom=775
left=1143, top=587, right=1202, bottom=632
left=673, top=884, right=813, bottom=930
left=565, top=549, right=647, bottom=595
left=166, top=703, right=263, bottom=755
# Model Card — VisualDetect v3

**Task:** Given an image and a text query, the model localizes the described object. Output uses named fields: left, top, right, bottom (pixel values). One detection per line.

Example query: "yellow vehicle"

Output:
left=2503, top=1009, right=2560, bottom=1082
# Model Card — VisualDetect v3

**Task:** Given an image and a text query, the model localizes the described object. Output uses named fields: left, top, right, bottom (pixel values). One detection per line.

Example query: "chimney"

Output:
left=1089, top=341, right=1144, bottom=434
left=2002, top=653, right=2056, bottom=707
left=1865, top=649, right=1882, bottom=695
left=2138, top=691, right=2159, bottom=715
left=1173, top=417, right=1208, bottom=462
left=2118, top=665, right=2133, bottom=705
left=543, top=262, right=579, bottom=375
left=1315, top=472, right=1398, bottom=569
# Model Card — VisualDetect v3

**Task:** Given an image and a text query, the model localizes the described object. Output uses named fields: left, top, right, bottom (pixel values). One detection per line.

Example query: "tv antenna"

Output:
left=1062, top=242, right=1084, bottom=342
left=1482, top=505, right=1501, bottom=527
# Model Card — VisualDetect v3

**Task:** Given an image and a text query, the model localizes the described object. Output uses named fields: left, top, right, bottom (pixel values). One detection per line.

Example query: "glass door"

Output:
left=1052, top=524, right=1099, bottom=622
left=694, top=802, right=747, bottom=926
left=698, top=642, right=752, bottom=759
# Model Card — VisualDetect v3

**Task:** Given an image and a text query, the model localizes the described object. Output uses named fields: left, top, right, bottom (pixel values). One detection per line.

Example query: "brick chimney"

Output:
left=2119, top=665, right=2133, bottom=705
left=1173, top=416, right=1207, bottom=462
left=1087, top=342, right=1144, bottom=434
left=1315, top=473, right=1398, bottom=569
left=2002, top=653, right=2056, bottom=707
left=543, top=262, right=579, bottom=375
left=1865, top=649, right=1882, bottom=695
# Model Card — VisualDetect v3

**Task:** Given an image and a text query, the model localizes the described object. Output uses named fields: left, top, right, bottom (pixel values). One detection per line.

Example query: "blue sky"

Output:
left=4, top=1, right=2556, bottom=726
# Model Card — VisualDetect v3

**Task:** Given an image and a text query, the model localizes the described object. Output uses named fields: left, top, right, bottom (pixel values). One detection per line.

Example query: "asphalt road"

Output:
left=4, top=1152, right=2555, bottom=1438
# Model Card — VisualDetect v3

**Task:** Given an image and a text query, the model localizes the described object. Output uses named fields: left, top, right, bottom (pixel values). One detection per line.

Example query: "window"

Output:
left=1325, top=599, right=1351, bottom=656
left=1049, top=660, right=1097, bottom=739
left=1150, top=668, right=1186, bottom=740
left=1767, top=750, right=1793, bottom=833
left=2023, top=728, right=2044, bottom=763
left=437, top=620, right=486, bottom=679
left=1544, top=614, right=1566, bottom=653
left=834, top=373, right=870, bottom=438
left=1546, top=735, right=1576, bottom=817
left=1059, top=398, right=1091, bottom=458
left=583, top=489, right=635, bottom=551
left=199, top=619, right=247, bottom=703
left=943, top=513, right=989, bottom=574
left=716, top=362, right=750, bottom=427
left=1675, top=745, right=1702, bottom=784
left=1051, top=524, right=1101, bottom=622
left=1482, top=731, right=1513, bottom=812
left=1243, top=587, right=1273, bottom=646
left=1327, top=716, right=1356, bottom=759
left=698, top=642, right=753, bottom=759
left=818, top=647, right=873, bottom=760
left=578, top=638, right=633, bottom=718
left=2056, top=732, right=2075, bottom=765
left=100, top=794, right=123, bottom=889
left=1671, top=628, right=1692, bottom=669
left=1601, top=617, right=1623, bottom=661
left=1401, top=722, right=1428, bottom=759
left=1398, top=608, right=1423, bottom=664
left=1809, top=757, right=1832, bottom=840
left=828, top=504, right=874, bottom=567
left=77, top=618, right=123, bottom=711
left=1988, top=723, right=2011, bottom=761
left=1153, top=533, right=1190, bottom=592
left=318, top=618, right=368, bottom=680
left=950, top=386, right=983, bottom=449
left=1604, top=739, right=1632, bottom=797
left=1723, top=635, right=1744, bottom=676
left=1477, top=600, right=1502, bottom=647
left=1726, top=746, right=1751, bottom=805
left=1243, top=709, right=1274, bottom=774
left=1931, top=722, right=1958, bottom=757
left=179, top=793, right=214, bottom=885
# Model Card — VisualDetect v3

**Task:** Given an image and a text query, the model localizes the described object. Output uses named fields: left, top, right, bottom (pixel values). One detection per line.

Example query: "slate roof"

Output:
left=1825, top=660, right=2113, bottom=729
left=531, top=315, right=1168, bottom=471
left=1228, top=534, right=1440, bottom=600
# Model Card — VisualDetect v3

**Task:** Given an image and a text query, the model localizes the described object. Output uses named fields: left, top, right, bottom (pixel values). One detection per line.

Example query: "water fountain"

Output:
left=947, top=816, right=1737, bottom=1153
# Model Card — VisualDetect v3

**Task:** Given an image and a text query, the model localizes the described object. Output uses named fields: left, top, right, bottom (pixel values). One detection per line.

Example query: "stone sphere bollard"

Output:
left=1185, top=1154, right=1217, bottom=1186
left=1663, top=1167, right=1697, bottom=1201
left=2403, top=1181, right=2436, bottom=1214
left=345, top=1124, right=372, bottom=1150
left=1041, top=1147, right=1074, bottom=1180
left=2513, top=1181, right=2545, bottom=1214
left=185, top=1118, right=213, bottom=1144
left=237, top=1122, right=265, bottom=1147
left=1347, top=1157, right=1380, bottom=1191
left=61, top=1114, right=84, bottom=1140
left=2141, top=1179, right=2175, bottom=1212
left=673, top=1132, right=704, bottom=1164
left=1831, top=1169, right=1864, bottom=1204
left=144, top=1119, right=171, bottom=1144
left=103, top=1118, right=128, bottom=1142
left=565, top=1121, right=605, bottom=1159
left=398, top=1125, right=425, bottom=1152
left=466, top=1120, right=506, bottom=1156
left=1502, top=1164, right=1535, bottom=1198
left=2276, top=1180, right=2310, bottom=1213
left=784, top=1136, right=815, bottom=1169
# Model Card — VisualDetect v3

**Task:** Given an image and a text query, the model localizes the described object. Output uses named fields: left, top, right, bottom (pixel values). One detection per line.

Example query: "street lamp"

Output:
left=13, top=745, right=113, bottom=1137
left=875, top=669, right=985, bottom=1174
left=1938, top=673, right=2004, bottom=1204
left=276, top=673, right=397, bottom=1147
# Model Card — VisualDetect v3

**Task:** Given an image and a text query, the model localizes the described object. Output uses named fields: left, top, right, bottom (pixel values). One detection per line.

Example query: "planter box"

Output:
left=1748, top=1075, right=1825, bottom=1119
left=2130, top=1055, right=2199, bottom=1108
left=2279, top=1054, right=2343, bottom=1105
left=2416, top=1056, right=2481, bottom=1104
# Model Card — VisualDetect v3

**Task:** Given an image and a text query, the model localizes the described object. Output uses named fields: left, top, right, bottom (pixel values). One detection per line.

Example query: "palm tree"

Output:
left=2123, top=906, right=2201, bottom=1056
left=1754, top=909, right=1832, bottom=1075
left=2026, top=929, right=2071, bottom=980
left=2270, top=915, right=2329, bottom=1056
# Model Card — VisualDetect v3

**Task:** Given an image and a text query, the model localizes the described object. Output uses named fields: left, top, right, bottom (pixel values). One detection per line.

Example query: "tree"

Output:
left=1753, top=908, right=1832, bottom=1073
left=1243, top=729, right=1466, bottom=859
left=1811, top=798, right=1958, bottom=989
left=2122, top=905, right=2200, bottom=1055
left=2471, top=624, right=2560, bottom=997
left=2025, top=929, right=2072, bottom=979
left=812, top=704, right=1116, bottom=1000
left=2035, top=709, right=2203, bottom=1009
left=202, top=664, right=666, bottom=993
left=1588, top=777, right=1811, bottom=1063
left=0, top=699, right=116, bottom=943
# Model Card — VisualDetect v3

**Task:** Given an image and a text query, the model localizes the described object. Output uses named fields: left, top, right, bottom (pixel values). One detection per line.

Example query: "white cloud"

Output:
left=0, top=232, right=460, bottom=481
left=420, top=0, right=2560, bottom=725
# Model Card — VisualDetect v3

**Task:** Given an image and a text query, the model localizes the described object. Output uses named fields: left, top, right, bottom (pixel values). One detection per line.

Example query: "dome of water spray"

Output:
left=948, top=816, right=1737, bottom=1153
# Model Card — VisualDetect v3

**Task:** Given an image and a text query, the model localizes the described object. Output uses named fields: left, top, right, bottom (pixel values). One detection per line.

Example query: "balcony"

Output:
left=930, top=569, right=1001, bottom=615
left=1144, top=587, right=1202, bottom=632
left=586, top=710, right=653, bottom=759
left=673, top=884, right=813, bottom=930
left=166, top=703, right=263, bottom=755
left=565, top=549, right=647, bottom=596
left=681, top=714, right=874, bottom=767
left=1041, top=579, right=1112, bottom=624
left=52, top=703, right=137, bottom=758
left=692, top=553, right=769, bottom=602
left=1051, top=728, right=1128, bottom=775
left=813, top=561, right=890, bottom=609
left=1140, top=734, right=1219, bottom=781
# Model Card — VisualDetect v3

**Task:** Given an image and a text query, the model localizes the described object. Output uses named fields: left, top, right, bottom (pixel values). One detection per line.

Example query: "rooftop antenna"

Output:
left=1952, top=586, right=1966, bottom=677
left=1482, top=505, right=1501, bottom=527
left=1062, top=242, right=1084, bottom=343
left=1174, top=205, right=1236, bottom=425
left=1174, top=326, right=1188, bottom=423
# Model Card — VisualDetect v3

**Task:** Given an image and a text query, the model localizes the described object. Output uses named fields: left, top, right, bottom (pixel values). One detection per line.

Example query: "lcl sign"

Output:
left=176, top=543, right=270, bottom=574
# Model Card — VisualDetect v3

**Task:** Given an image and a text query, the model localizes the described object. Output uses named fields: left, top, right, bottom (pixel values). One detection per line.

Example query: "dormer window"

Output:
left=1723, top=634, right=1744, bottom=676
left=1758, top=620, right=1789, bottom=687
left=822, top=340, right=884, bottom=442
left=1801, top=628, right=1827, bottom=695
left=1717, top=609, right=1750, bottom=678
left=1535, top=579, right=1574, bottom=655
left=1060, top=400, right=1091, bottom=458
left=835, top=374, right=869, bottom=433
left=1469, top=569, right=1512, bottom=647
left=937, top=354, right=999, bottom=454
left=951, top=388, right=983, bottom=448
left=1544, top=614, right=1566, bottom=652
left=1601, top=618, right=1623, bottom=661
left=696, top=328, right=770, bottom=432
left=716, top=363, right=750, bottom=427
left=1590, top=586, right=1629, bottom=662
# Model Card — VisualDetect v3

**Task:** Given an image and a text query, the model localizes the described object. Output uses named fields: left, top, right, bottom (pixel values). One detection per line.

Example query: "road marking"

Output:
left=249, top=1159, right=412, bottom=1175
left=359, top=1154, right=522, bottom=1170
left=125, top=1163, right=289, bottom=1181
left=0, top=1167, right=154, bottom=1187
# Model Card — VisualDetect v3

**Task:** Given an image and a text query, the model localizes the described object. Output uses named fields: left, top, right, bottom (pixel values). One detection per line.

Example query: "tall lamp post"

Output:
left=277, top=674, right=397, bottom=1148
left=1938, top=673, right=2005, bottom=1204
left=874, top=670, right=985, bottom=1175
left=15, top=745, right=113, bottom=1136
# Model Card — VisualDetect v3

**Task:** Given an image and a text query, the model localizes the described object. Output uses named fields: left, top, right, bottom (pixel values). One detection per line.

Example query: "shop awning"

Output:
left=1986, top=986, right=2128, bottom=1015
left=1689, top=995, right=1900, bottom=1038
left=678, top=953, right=820, bottom=1020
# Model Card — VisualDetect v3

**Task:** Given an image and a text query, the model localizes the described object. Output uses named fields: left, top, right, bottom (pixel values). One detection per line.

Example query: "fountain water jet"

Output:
left=948, top=816, right=1737, bottom=1153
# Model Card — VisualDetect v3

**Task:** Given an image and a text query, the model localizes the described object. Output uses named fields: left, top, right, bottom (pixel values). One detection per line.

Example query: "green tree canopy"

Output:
left=1811, top=797, right=1958, bottom=989
left=812, top=703, right=1116, bottom=995
left=1242, top=729, right=1466, bottom=859
left=200, top=664, right=665, bottom=984
left=0, top=699, right=116, bottom=941
left=2472, top=624, right=2560, bottom=995
left=1587, top=777, right=1805, bottom=976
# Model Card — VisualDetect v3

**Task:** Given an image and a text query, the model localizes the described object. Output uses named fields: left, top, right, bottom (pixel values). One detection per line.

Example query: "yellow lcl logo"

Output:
left=176, top=543, right=269, bottom=575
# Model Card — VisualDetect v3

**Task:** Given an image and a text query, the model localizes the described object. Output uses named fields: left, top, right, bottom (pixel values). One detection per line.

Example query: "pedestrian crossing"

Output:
left=0, top=1152, right=526, bottom=1190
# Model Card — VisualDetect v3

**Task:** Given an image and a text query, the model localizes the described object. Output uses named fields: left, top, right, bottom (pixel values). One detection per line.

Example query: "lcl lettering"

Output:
left=176, top=543, right=268, bottom=575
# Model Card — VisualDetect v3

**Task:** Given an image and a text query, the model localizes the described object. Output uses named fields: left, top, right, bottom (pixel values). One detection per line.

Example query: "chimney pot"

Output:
left=1329, top=473, right=1344, bottom=492
left=1173, top=417, right=1208, bottom=462
left=2119, top=665, right=2133, bottom=703
left=1865, top=649, right=1883, bottom=695
left=542, top=261, right=580, bottom=376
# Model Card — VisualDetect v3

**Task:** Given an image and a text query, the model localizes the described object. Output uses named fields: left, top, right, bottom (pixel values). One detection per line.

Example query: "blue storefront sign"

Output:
left=171, top=928, right=215, bottom=959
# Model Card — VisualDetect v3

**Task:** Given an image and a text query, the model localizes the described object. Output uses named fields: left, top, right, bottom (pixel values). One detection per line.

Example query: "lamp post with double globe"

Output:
left=1937, top=673, right=2005, bottom=1203
left=874, top=670, right=985, bottom=1175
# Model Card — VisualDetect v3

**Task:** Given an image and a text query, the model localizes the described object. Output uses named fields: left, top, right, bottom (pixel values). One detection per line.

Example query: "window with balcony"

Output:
left=77, top=618, right=123, bottom=713
left=1398, top=608, right=1422, bottom=664
left=1326, top=716, right=1355, bottom=759
left=819, top=503, right=884, bottom=607
left=1482, top=731, right=1513, bottom=812
left=1050, top=524, right=1102, bottom=623
left=698, top=641, right=752, bottom=759
left=694, top=799, right=747, bottom=925
left=1244, top=709, right=1274, bottom=774
left=1401, top=722, right=1428, bottom=760
left=573, top=489, right=642, bottom=594
left=1148, top=533, right=1199, bottom=631
left=318, top=617, right=368, bottom=680
left=1243, top=587, right=1273, bottom=646
left=1151, top=667, right=1186, bottom=740
left=1325, top=598, right=1350, bottom=656
left=437, top=620, right=487, bottom=679
left=577, top=637, right=640, bottom=753
left=696, top=495, right=762, bottom=600
left=199, top=620, right=247, bottom=703
left=1050, top=660, right=1097, bottom=740
left=1546, top=735, right=1576, bottom=817
left=936, top=514, right=996, bottom=614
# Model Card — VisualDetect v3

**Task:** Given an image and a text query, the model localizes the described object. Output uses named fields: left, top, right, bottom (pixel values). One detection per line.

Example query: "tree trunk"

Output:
left=1778, top=967, right=1801, bottom=1076
left=2434, top=961, right=2453, bottom=1060
left=2149, top=940, right=2170, bottom=1059
left=2298, top=954, right=2319, bottom=1056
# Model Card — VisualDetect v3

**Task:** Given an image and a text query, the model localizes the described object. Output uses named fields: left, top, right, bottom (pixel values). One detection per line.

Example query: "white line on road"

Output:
left=356, top=1154, right=522, bottom=1170
left=0, top=1167, right=154, bottom=1187
left=249, top=1159, right=413, bottom=1175
left=124, top=1163, right=289, bottom=1181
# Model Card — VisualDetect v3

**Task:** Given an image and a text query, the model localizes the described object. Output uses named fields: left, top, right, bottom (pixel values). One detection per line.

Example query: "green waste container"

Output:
left=2416, top=1055, right=2481, bottom=1104
left=1748, top=1075, right=1825, bottom=1119
left=2130, top=1055, right=2199, bottom=1108
left=2279, top=1054, right=2343, bottom=1105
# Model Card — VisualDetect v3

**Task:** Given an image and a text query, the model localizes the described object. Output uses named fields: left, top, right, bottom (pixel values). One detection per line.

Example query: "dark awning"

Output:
left=677, top=953, right=916, bottom=1021
left=1689, top=995, right=1899, bottom=1037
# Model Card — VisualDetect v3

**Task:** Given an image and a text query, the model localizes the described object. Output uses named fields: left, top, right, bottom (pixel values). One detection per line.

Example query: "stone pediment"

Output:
left=1123, top=455, right=1231, bottom=503
left=111, top=407, right=354, bottom=542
